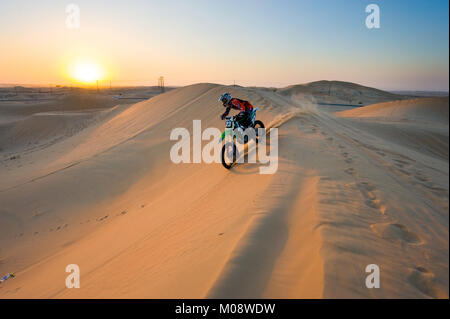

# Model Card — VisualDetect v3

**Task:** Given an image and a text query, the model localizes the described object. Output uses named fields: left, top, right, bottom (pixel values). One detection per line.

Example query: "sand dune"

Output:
left=337, top=97, right=449, bottom=123
left=277, top=80, right=406, bottom=106
left=0, top=94, right=119, bottom=117
left=0, top=83, right=448, bottom=298
left=336, top=97, right=449, bottom=161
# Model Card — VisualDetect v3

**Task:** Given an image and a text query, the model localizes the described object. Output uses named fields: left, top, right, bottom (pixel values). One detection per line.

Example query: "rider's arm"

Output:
left=221, top=105, right=231, bottom=119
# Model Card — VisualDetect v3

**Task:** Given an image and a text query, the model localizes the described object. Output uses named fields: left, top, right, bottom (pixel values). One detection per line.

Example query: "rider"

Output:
left=219, top=93, right=254, bottom=128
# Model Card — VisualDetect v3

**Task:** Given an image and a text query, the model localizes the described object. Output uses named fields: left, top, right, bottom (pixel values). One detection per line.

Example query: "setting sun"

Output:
left=69, top=60, right=104, bottom=84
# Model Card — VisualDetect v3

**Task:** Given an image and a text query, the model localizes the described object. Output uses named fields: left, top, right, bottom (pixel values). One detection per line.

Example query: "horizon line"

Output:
left=0, top=80, right=449, bottom=94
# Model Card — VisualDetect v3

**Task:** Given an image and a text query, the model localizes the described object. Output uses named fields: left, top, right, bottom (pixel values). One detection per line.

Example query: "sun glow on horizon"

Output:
left=68, top=59, right=105, bottom=84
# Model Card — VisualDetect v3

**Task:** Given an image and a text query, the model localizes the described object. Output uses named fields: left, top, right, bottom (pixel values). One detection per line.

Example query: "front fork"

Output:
left=250, top=111, right=256, bottom=127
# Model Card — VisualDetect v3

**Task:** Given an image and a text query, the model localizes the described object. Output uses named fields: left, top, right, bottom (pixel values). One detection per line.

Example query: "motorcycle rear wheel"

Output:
left=253, top=120, right=265, bottom=143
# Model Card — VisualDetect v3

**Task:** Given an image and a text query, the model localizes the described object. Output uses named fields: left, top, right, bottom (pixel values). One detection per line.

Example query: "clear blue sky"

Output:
left=0, top=0, right=448, bottom=90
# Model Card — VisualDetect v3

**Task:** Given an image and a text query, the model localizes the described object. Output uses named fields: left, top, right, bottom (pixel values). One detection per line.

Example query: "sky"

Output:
left=0, top=0, right=448, bottom=91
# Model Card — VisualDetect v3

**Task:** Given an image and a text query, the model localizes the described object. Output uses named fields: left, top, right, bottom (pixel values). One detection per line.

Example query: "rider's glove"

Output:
left=220, top=114, right=225, bottom=120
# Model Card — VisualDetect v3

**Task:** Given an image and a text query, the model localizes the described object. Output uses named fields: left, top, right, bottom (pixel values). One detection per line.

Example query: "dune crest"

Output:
left=337, top=97, right=449, bottom=124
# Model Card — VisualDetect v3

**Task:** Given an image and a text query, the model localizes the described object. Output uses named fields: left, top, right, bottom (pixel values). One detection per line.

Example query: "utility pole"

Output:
left=96, top=80, right=99, bottom=93
left=158, top=76, right=165, bottom=93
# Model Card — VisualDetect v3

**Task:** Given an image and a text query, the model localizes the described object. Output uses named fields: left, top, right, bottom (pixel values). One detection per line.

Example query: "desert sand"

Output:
left=0, top=81, right=448, bottom=298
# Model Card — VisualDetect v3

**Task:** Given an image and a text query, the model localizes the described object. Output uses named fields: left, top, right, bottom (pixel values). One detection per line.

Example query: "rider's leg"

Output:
left=236, top=111, right=246, bottom=127
left=244, top=110, right=253, bottom=127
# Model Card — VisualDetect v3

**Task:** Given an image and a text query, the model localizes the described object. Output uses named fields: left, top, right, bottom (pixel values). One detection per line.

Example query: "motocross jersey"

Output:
left=222, top=98, right=253, bottom=118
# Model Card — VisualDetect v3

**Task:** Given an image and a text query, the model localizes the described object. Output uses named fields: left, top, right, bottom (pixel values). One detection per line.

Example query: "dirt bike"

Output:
left=219, top=108, right=265, bottom=169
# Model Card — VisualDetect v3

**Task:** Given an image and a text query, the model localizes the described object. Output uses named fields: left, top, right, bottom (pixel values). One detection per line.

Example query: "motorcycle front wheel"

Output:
left=221, top=142, right=237, bottom=169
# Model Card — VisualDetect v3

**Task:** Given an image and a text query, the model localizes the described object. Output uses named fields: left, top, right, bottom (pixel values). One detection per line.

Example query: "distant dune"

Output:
left=0, top=81, right=447, bottom=298
left=336, top=96, right=449, bottom=165
left=277, top=80, right=405, bottom=106
left=337, top=97, right=449, bottom=124
left=389, top=91, right=449, bottom=98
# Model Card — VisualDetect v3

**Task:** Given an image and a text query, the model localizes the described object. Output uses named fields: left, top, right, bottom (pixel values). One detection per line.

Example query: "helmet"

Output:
left=219, top=93, right=232, bottom=106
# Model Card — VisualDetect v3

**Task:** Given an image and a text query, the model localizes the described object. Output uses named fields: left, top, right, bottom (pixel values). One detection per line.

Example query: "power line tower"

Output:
left=158, top=76, right=165, bottom=93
